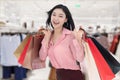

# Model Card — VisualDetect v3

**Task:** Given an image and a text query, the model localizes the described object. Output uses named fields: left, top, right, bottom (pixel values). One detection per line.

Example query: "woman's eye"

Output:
left=52, top=14, right=56, bottom=16
left=59, top=16, right=63, bottom=18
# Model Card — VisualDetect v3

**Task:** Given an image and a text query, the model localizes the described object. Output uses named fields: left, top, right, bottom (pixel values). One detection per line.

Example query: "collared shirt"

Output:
left=39, top=28, right=84, bottom=70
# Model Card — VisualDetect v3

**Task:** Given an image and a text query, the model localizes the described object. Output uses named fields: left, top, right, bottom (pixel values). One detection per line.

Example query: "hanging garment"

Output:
left=0, top=35, right=20, bottom=66
left=86, top=38, right=115, bottom=80
left=90, top=37, right=120, bottom=74
left=3, top=66, right=27, bottom=80
left=80, top=42, right=101, bottom=80
left=0, top=34, right=1, bottom=64
left=0, top=34, right=27, bottom=80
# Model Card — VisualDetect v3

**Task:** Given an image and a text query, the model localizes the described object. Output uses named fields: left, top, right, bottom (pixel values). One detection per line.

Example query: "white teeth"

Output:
left=53, top=21, right=59, bottom=24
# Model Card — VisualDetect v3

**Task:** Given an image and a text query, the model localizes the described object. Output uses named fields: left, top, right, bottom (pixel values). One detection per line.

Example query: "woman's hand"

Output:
left=72, top=28, right=85, bottom=43
left=36, top=27, right=52, bottom=43
left=78, top=29, right=85, bottom=40
left=42, top=29, right=52, bottom=43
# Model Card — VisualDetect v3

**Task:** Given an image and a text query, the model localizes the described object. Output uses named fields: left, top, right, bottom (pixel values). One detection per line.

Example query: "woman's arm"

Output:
left=39, top=29, right=52, bottom=61
left=70, top=38, right=84, bottom=62
left=39, top=38, right=49, bottom=61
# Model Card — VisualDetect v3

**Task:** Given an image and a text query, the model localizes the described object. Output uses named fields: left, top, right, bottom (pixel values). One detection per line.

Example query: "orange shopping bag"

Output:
left=14, top=34, right=32, bottom=59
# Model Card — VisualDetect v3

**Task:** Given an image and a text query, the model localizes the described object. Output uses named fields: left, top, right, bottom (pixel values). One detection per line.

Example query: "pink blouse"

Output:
left=39, top=28, right=84, bottom=70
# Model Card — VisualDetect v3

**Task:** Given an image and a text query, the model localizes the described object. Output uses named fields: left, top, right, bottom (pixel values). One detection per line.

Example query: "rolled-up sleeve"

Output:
left=70, top=39, right=84, bottom=62
left=39, top=38, right=49, bottom=61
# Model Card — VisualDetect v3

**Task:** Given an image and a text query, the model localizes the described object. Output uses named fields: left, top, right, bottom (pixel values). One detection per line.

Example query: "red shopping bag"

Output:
left=86, top=38, right=115, bottom=80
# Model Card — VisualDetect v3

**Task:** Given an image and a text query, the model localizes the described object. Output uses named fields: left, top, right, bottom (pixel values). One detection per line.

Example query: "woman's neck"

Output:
left=53, top=27, right=63, bottom=35
left=51, top=27, right=63, bottom=44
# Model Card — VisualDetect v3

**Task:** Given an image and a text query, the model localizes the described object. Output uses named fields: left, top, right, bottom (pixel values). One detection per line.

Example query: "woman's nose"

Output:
left=54, top=16, right=59, bottom=21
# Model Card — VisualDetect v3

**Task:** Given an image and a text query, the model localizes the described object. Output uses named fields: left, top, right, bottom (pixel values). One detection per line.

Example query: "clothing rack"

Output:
left=0, top=31, right=37, bottom=35
left=0, top=31, right=44, bottom=37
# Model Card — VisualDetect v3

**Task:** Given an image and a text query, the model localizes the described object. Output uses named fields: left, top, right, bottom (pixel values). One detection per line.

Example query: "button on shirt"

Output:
left=39, top=28, right=84, bottom=70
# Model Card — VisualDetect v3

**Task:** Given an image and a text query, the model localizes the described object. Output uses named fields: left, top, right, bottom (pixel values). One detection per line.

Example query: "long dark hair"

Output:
left=46, top=4, right=75, bottom=31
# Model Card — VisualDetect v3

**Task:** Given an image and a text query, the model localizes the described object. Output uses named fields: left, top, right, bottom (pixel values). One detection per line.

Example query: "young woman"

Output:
left=39, top=4, right=85, bottom=80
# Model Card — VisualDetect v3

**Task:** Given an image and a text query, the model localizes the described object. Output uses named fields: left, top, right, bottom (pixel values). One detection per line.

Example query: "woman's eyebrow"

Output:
left=52, top=12, right=64, bottom=16
left=59, top=14, right=64, bottom=15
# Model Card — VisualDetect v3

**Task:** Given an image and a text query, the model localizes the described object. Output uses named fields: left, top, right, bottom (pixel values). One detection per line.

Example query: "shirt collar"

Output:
left=49, top=28, right=72, bottom=46
left=62, top=28, right=71, bottom=35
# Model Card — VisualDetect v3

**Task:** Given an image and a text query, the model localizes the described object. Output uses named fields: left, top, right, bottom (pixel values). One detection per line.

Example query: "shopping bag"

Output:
left=86, top=38, right=115, bottom=80
left=80, top=42, right=101, bottom=80
left=22, top=34, right=45, bottom=70
left=109, top=34, right=119, bottom=54
left=21, top=36, right=33, bottom=69
left=14, top=34, right=32, bottom=59
left=14, top=33, right=45, bottom=70
left=90, top=37, right=120, bottom=74
left=18, top=36, right=32, bottom=64
left=49, top=67, right=57, bottom=80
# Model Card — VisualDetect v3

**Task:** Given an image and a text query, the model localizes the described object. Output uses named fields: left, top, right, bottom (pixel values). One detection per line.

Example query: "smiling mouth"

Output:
left=53, top=21, right=59, bottom=25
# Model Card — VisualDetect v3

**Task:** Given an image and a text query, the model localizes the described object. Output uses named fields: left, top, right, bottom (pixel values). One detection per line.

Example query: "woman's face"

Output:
left=51, top=8, right=67, bottom=29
